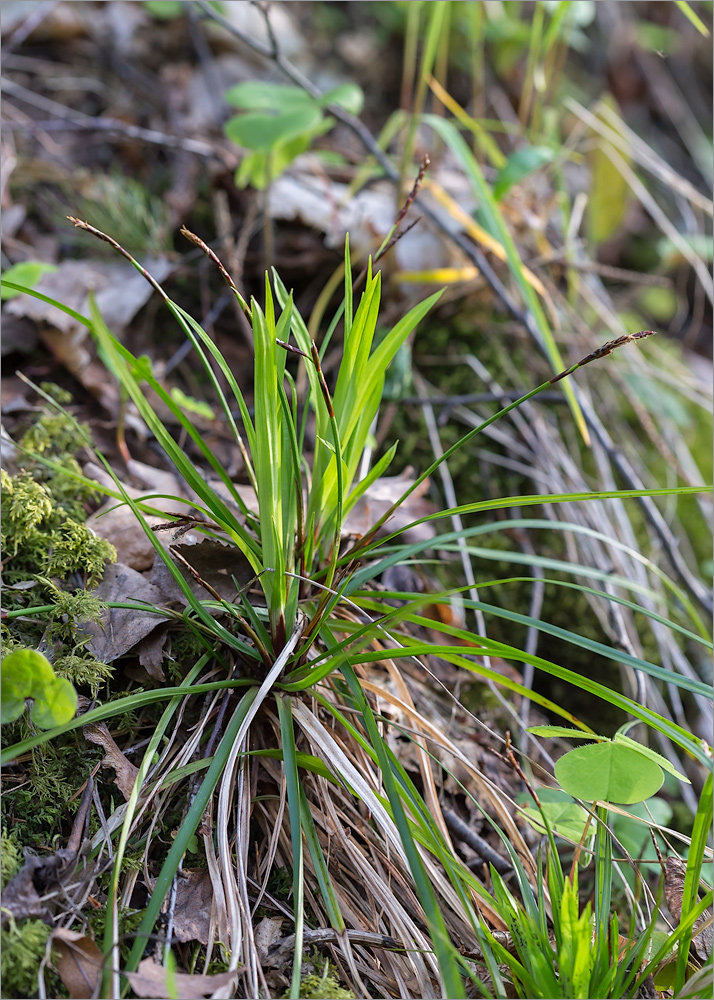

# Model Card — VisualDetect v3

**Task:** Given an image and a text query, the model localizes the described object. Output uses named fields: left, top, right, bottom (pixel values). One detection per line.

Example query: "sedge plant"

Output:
left=1, top=215, right=712, bottom=999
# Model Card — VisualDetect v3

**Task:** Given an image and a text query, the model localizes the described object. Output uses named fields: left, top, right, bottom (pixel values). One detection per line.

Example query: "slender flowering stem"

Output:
left=345, top=331, right=658, bottom=560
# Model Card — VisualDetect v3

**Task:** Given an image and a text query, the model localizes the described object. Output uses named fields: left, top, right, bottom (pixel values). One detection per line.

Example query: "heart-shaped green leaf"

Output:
left=225, top=107, right=323, bottom=152
left=521, top=788, right=592, bottom=843
left=613, top=733, right=690, bottom=783
left=1, top=648, right=77, bottom=729
left=30, top=676, right=78, bottom=729
left=320, top=83, right=364, bottom=115
left=224, top=81, right=316, bottom=113
left=554, top=741, right=664, bottom=804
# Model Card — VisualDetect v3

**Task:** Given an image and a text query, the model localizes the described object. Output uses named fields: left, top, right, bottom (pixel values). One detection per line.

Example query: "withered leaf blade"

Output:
left=1, top=850, right=76, bottom=925
left=171, top=869, right=214, bottom=945
left=254, top=915, right=285, bottom=964
left=85, top=563, right=172, bottom=662
left=123, top=958, right=235, bottom=999
left=83, top=721, right=139, bottom=801
left=664, top=856, right=713, bottom=961
left=52, top=927, right=104, bottom=1000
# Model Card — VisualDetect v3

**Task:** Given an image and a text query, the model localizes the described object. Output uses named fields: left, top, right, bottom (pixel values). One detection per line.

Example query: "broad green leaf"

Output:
left=320, top=82, right=364, bottom=114
left=555, top=742, right=664, bottom=804
left=2, top=648, right=56, bottom=722
left=614, top=733, right=690, bottom=783
left=169, top=386, right=215, bottom=420
left=224, top=81, right=315, bottom=112
left=30, top=676, right=78, bottom=730
left=224, top=107, right=323, bottom=151
left=521, top=788, right=592, bottom=843
left=528, top=725, right=605, bottom=740
left=493, top=145, right=556, bottom=200
left=1, top=261, right=58, bottom=299
left=143, top=0, right=184, bottom=17
left=636, top=285, right=678, bottom=323
left=611, top=797, right=673, bottom=863
left=1, top=649, right=77, bottom=728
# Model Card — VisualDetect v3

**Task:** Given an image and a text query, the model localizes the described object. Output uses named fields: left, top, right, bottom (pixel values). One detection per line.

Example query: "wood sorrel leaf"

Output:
left=555, top=741, right=664, bottom=804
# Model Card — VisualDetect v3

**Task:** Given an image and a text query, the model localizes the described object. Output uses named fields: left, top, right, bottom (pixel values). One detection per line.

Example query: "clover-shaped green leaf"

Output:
left=1, top=648, right=77, bottom=729
left=554, top=741, right=664, bottom=804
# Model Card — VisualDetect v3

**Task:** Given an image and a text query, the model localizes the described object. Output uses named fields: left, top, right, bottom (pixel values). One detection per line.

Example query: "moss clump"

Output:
left=2, top=734, right=100, bottom=841
left=0, top=917, right=51, bottom=999
left=1, top=469, right=115, bottom=592
left=282, top=956, right=356, bottom=1000
left=1, top=827, right=23, bottom=888
left=52, top=653, right=113, bottom=699
left=2, top=393, right=116, bottom=702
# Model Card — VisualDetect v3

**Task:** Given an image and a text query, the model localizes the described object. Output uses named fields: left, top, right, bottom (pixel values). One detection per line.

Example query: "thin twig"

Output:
left=442, top=808, right=513, bottom=875
left=1, top=77, right=219, bottom=157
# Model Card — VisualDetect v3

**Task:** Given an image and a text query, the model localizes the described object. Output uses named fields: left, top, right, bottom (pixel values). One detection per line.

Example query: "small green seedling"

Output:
left=1, top=648, right=77, bottom=729
left=492, top=145, right=556, bottom=200
left=520, top=787, right=592, bottom=844
left=1, top=261, right=58, bottom=300
left=224, top=80, right=363, bottom=190
left=529, top=725, right=690, bottom=804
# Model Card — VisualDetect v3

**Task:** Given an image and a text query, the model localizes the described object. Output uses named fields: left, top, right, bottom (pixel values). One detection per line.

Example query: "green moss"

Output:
left=1, top=469, right=115, bottom=593
left=1, top=827, right=22, bottom=888
left=282, top=956, right=356, bottom=1000
left=86, top=907, right=144, bottom=962
left=20, top=409, right=87, bottom=459
left=2, top=733, right=101, bottom=849
left=53, top=653, right=113, bottom=699
left=0, top=917, right=51, bottom=999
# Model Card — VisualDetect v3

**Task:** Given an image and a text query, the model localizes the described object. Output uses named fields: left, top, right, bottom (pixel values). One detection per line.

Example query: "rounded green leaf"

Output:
left=1, top=648, right=56, bottom=722
left=613, top=733, right=691, bottom=783
left=521, top=788, right=592, bottom=843
left=320, top=83, right=364, bottom=115
left=554, top=742, right=664, bottom=804
left=1, top=649, right=77, bottom=729
left=1, top=261, right=58, bottom=300
left=224, top=81, right=314, bottom=112
left=224, top=107, right=323, bottom=151
left=29, top=677, right=78, bottom=730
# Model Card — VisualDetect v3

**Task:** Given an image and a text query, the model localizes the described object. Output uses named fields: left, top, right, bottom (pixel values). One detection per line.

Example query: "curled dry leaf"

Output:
left=254, top=915, right=285, bottom=964
left=664, top=856, right=713, bottom=961
left=123, top=958, right=235, bottom=999
left=171, top=868, right=214, bottom=946
left=343, top=468, right=436, bottom=544
left=84, top=721, right=139, bottom=801
left=51, top=927, right=104, bottom=1000
left=1, top=848, right=77, bottom=925
left=85, top=563, right=172, bottom=662
left=149, top=539, right=254, bottom=606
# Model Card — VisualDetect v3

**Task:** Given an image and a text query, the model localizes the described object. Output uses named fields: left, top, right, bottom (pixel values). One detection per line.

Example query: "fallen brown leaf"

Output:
left=171, top=869, right=214, bottom=945
left=664, top=856, right=713, bottom=961
left=83, top=721, right=139, bottom=801
left=149, top=539, right=254, bottom=606
left=52, top=927, right=104, bottom=1000
left=85, top=563, right=172, bottom=662
left=343, top=468, right=436, bottom=544
left=135, top=624, right=170, bottom=682
left=123, top=958, right=235, bottom=999
left=254, top=915, right=285, bottom=963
